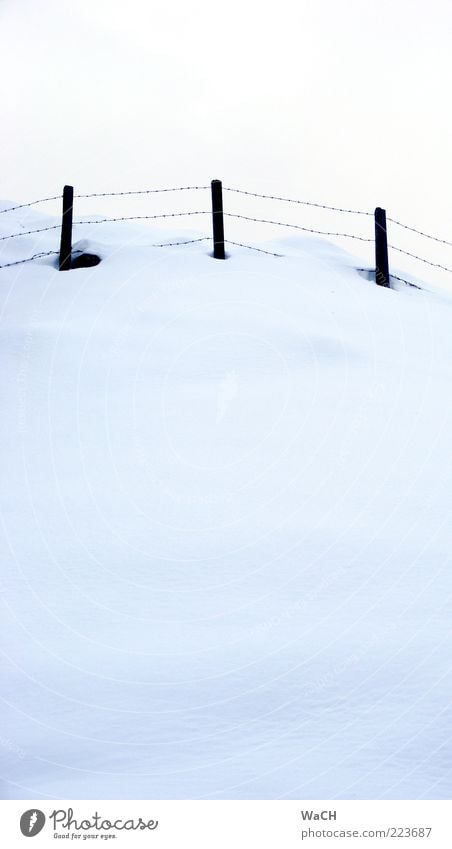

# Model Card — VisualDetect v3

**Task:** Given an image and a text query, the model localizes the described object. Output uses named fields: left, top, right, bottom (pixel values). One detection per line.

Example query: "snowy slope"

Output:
left=1, top=207, right=451, bottom=800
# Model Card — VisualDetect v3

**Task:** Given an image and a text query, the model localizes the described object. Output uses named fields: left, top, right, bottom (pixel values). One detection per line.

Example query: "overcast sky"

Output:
left=1, top=0, right=451, bottom=286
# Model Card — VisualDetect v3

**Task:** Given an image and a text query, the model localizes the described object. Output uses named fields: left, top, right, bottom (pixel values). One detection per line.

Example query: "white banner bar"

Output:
left=0, top=800, right=450, bottom=848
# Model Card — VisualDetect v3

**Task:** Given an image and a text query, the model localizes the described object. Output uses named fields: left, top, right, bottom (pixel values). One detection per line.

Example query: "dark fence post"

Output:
left=211, top=179, right=225, bottom=259
left=375, top=207, right=390, bottom=287
left=59, top=185, right=74, bottom=271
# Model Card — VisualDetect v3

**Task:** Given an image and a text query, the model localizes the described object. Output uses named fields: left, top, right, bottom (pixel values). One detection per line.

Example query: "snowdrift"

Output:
left=1, top=206, right=451, bottom=799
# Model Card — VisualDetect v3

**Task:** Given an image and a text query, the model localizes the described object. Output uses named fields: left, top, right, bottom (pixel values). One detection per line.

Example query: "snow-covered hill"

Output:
left=1, top=207, right=451, bottom=799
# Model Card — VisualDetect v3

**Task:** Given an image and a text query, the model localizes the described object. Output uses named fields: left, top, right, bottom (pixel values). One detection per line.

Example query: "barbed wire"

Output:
left=0, top=223, right=62, bottom=241
left=223, top=187, right=372, bottom=216
left=0, top=250, right=59, bottom=269
left=0, top=238, right=211, bottom=271
left=78, top=185, right=209, bottom=198
left=0, top=212, right=211, bottom=242
left=389, top=274, right=422, bottom=290
left=224, top=239, right=283, bottom=256
left=387, top=217, right=452, bottom=248
left=0, top=187, right=210, bottom=215
left=224, top=212, right=373, bottom=242
left=1, top=184, right=450, bottom=245
left=389, top=244, right=452, bottom=274
left=357, top=267, right=423, bottom=290
left=150, top=237, right=210, bottom=247
left=72, top=212, right=210, bottom=226
left=0, top=196, right=62, bottom=215
left=2, top=186, right=452, bottom=280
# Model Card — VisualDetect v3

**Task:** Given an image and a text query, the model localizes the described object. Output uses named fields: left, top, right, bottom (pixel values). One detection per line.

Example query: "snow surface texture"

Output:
left=1, top=207, right=451, bottom=800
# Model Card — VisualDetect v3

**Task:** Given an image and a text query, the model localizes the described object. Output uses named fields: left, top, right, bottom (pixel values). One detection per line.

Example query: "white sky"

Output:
left=1, top=0, right=452, bottom=287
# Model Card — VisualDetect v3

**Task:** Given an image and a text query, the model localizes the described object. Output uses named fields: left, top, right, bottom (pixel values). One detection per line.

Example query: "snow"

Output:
left=0, top=206, right=451, bottom=800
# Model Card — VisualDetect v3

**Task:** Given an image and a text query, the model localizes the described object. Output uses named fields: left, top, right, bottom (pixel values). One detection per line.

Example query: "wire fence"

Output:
left=0, top=183, right=451, bottom=284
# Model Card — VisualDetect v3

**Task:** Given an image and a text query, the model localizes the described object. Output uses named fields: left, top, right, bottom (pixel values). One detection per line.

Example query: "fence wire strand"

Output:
left=358, top=267, right=423, bottom=290
left=389, top=244, right=452, bottom=274
left=0, top=212, right=211, bottom=242
left=388, top=217, right=452, bottom=248
left=389, top=273, right=422, bottom=290
left=0, top=196, right=62, bottom=215
left=71, top=212, right=210, bottom=226
left=0, top=239, right=211, bottom=271
left=0, top=224, right=62, bottom=241
left=223, top=187, right=372, bottom=216
left=0, top=187, right=210, bottom=214
left=225, top=239, right=283, bottom=256
left=224, top=212, right=373, bottom=242
left=78, top=186, right=209, bottom=199
left=0, top=250, right=59, bottom=269
left=150, top=237, right=210, bottom=247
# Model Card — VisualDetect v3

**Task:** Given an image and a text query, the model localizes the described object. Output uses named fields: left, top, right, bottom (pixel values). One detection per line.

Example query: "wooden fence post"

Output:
left=211, top=179, right=225, bottom=259
left=59, top=185, right=74, bottom=271
left=375, top=207, right=390, bottom=287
